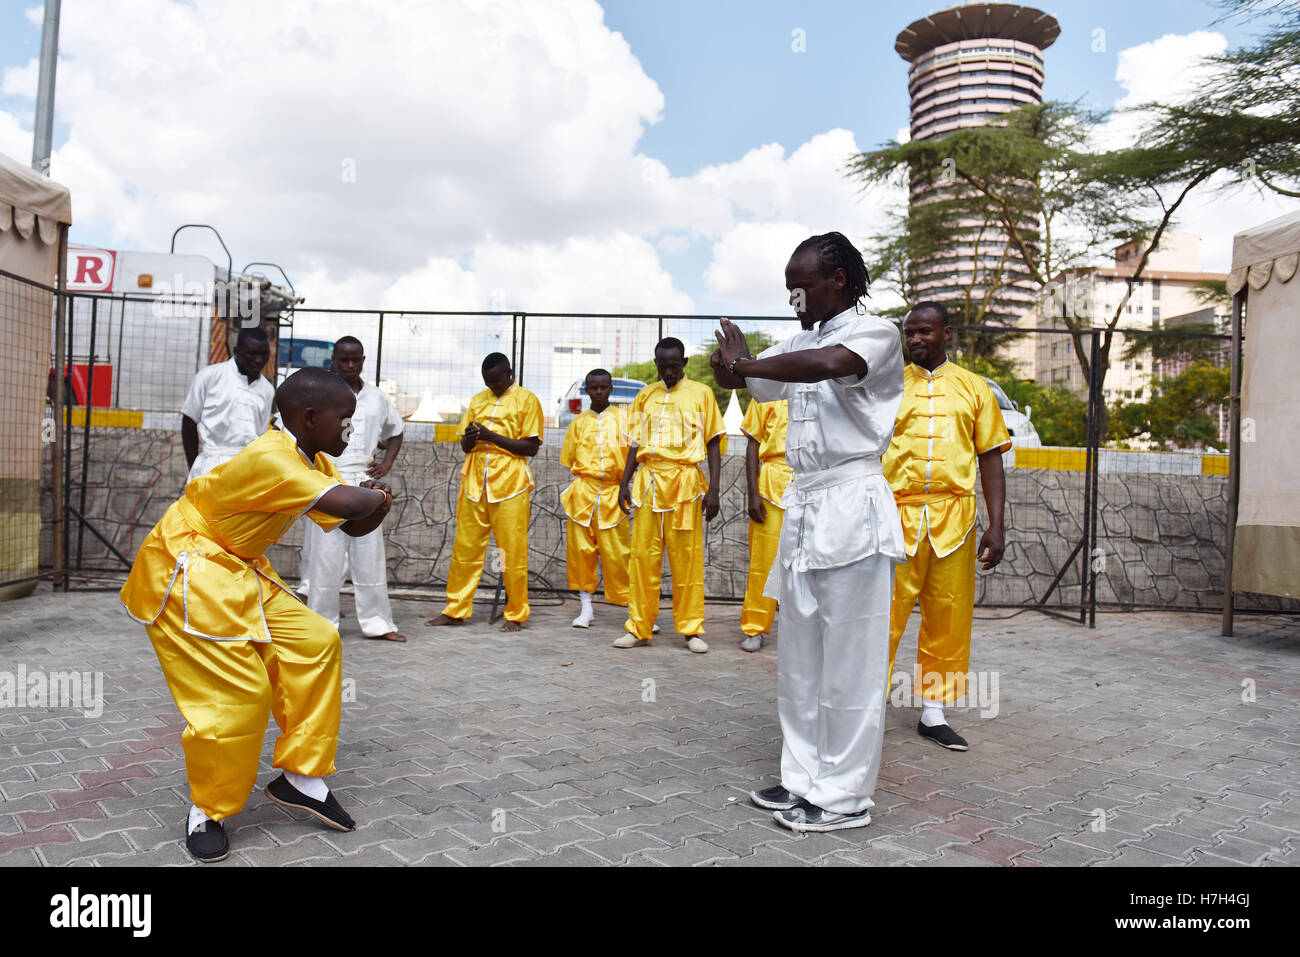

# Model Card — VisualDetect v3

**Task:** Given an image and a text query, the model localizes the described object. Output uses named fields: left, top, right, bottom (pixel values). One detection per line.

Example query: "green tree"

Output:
left=1108, top=361, right=1230, bottom=450
left=849, top=102, right=1143, bottom=364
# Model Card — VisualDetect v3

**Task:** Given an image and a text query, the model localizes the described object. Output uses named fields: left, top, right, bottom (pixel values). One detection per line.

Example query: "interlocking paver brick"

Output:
left=2, top=591, right=1296, bottom=867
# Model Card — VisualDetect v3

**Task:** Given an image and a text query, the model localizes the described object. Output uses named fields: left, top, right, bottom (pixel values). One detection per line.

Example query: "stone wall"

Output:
left=41, top=428, right=1299, bottom=612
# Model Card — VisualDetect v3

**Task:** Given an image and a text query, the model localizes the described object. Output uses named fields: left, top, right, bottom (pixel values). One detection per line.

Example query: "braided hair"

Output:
left=791, top=231, right=871, bottom=308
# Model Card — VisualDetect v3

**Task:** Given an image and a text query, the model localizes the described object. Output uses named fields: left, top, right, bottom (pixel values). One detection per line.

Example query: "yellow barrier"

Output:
left=1013, top=447, right=1088, bottom=471
left=1201, top=455, right=1229, bottom=475
left=434, top=424, right=459, bottom=443
left=64, top=409, right=144, bottom=429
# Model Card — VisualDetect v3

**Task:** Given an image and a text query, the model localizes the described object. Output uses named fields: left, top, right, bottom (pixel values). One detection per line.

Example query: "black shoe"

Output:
left=918, top=720, right=969, bottom=751
left=265, top=773, right=356, bottom=831
left=749, top=784, right=800, bottom=810
left=185, top=817, right=229, bottom=863
left=774, top=799, right=872, bottom=832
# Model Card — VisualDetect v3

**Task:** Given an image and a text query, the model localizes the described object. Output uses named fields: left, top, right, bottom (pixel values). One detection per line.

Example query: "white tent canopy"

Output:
left=1229, top=209, right=1300, bottom=600
left=0, top=151, right=72, bottom=600
left=0, top=150, right=71, bottom=283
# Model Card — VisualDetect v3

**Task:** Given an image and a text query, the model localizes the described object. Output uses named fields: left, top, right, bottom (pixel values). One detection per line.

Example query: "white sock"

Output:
left=579, top=591, right=593, bottom=613
left=284, top=770, right=329, bottom=801
left=920, top=700, right=947, bottom=728
left=187, top=803, right=215, bottom=835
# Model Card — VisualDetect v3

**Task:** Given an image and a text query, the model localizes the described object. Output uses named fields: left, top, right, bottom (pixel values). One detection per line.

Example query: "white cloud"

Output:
left=0, top=0, right=906, bottom=317
left=1095, top=31, right=1228, bottom=150
left=704, top=221, right=810, bottom=313
left=696, top=130, right=902, bottom=312
left=1095, top=30, right=1299, bottom=272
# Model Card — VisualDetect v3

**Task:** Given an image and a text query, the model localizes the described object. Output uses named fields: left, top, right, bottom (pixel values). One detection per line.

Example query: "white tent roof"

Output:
left=1228, top=208, right=1300, bottom=296
left=0, top=151, right=72, bottom=245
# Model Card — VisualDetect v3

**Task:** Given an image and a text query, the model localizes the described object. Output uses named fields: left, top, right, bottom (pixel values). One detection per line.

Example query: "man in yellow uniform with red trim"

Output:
left=884, top=301, right=1010, bottom=751
left=561, top=368, right=632, bottom=629
left=739, top=398, right=792, bottom=652
left=120, top=368, right=394, bottom=862
left=428, top=353, right=543, bottom=632
left=614, top=337, right=725, bottom=654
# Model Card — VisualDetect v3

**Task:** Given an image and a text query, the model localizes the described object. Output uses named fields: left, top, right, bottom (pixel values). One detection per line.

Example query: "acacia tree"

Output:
left=849, top=102, right=1143, bottom=365
left=1063, top=0, right=1300, bottom=389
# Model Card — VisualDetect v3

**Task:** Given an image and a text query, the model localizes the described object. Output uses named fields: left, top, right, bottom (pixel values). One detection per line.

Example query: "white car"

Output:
left=556, top=377, right=646, bottom=428
left=983, top=377, right=1041, bottom=468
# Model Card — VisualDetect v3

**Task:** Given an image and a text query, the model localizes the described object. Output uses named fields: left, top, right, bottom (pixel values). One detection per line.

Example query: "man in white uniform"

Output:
left=181, top=327, right=275, bottom=482
left=712, top=231, right=904, bottom=832
left=302, top=336, right=407, bottom=642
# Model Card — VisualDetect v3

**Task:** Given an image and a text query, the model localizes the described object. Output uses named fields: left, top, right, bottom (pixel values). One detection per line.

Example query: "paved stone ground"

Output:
left=0, top=585, right=1297, bottom=867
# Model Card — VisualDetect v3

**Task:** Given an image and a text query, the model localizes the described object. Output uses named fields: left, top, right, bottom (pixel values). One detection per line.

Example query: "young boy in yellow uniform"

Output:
left=739, top=398, right=792, bottom=652
left=884, top=301, right=1010, bottom=751
left=614, top=337, right=725, bottom=654
left=428, top=353, right=543, bottom=632
left=121, top=368, right=394, bottom=862
left=560, top=369, right=632, bottom=628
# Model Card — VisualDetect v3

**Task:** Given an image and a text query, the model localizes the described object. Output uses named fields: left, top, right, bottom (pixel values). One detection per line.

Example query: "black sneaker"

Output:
left=185, top=817, right=229, bottom=863
left=265, top=773, right=356, bottom=831
left=749, top=784, right=800, bottom=810
left=774, top=799, right=872, bottom=832
left=918, top=720, right=969, bottom=751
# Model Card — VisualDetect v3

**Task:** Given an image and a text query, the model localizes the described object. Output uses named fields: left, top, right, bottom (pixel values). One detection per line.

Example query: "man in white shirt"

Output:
left=181, top=326, right=275, bottom=482
left=302, top=336, right=406, bottom=642
left=712, top=231, right=904, bottom=832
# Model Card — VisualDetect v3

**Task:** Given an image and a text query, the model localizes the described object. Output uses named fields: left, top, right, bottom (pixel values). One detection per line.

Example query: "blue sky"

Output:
left=0, top=0, right=1288, bottom=340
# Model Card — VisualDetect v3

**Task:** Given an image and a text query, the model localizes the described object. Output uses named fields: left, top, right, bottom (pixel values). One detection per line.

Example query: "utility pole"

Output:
left=31, top=0, right=62, bottom=175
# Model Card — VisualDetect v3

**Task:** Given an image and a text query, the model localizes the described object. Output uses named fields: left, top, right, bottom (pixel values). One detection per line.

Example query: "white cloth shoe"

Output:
left=685, top=636, right=708, bottom=654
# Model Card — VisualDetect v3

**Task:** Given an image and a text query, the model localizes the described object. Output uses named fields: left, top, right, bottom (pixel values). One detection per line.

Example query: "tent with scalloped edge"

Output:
left=0, top=151, right=72, bottom=601
left=1224, top=209, right=1300, bottom=614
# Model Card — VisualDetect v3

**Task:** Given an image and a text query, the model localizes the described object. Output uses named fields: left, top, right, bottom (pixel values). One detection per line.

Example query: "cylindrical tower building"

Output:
left=896, top=4, right=1059, bottom=349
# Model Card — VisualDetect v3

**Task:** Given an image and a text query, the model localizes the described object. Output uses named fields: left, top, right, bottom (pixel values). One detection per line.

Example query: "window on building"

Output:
left=1152, top=279, right=1161, bottom=300
left=1152, top=307, right=1160, bottom=322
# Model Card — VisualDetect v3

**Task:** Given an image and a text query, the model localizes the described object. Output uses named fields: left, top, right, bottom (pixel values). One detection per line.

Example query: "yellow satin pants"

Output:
left=624, top=506, right=704, bottom=639
left=566, top=517, right=631, bottom=605
left=146, top=585, right=342, bottom=822
left=442, top=490, right=531, bottom=623
left=740, top=503, right=784, bottom=636
left=888, top=531, right=976, bottom=704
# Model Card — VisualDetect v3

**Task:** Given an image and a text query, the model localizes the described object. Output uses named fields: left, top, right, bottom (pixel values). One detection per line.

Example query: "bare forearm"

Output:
left=745, top=440, right=760, bottom=498
left=620, top=449, right=639, bottom=487
left=978, top=450, right=1006, bottom=531
left=707, top=436, right=721, bottom=491
left=483, top=434, right=540, bottom=457
left=378, top=433, right=403, bottom=470
left=181, top=416, right=199, bottom=468
left=341, top=505, right=389, bottom=537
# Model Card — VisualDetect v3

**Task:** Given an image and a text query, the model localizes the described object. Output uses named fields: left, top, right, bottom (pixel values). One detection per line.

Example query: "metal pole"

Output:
left=517, top=313, right=526, bottom=386
left=50, top=225, right=67, bottom=588
left=76, top=298, right=97, bottom=568
left=374, top=312, right=384, bottom=384
left=62, top=290, right=74, bottom=590
left=31, top=0, right=61, bottom=174
left=113, top=295, right=125, bottom=407
left=1079, top=331, right=1097, bottom=625
left=1088, top=331, right=1101, bottom=628
left=1221, top=291, right=1245, bottom=637
left=510, top=315, right=518, bottom=373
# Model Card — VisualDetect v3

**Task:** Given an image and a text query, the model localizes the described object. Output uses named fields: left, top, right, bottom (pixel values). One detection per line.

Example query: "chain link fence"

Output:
left=10, top=275, right=1293, bottom=620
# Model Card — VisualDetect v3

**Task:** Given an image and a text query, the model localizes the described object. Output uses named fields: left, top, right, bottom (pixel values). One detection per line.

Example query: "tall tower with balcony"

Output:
left=895, top=5, right=1059, bottom=364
